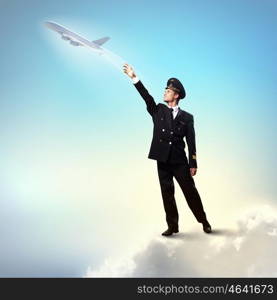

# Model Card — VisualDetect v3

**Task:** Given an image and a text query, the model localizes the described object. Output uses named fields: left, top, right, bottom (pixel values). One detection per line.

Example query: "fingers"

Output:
left=190, top=168, right=197, bottom=176
left=123, top=63, right=132, bottom=70
left=123, top=63, right=130, bottom=73
left=123, top=63, right=134, bottom=77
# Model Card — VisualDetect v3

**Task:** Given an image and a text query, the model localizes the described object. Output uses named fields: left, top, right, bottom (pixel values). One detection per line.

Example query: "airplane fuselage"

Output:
left=45, top=21, right=102, bottom=51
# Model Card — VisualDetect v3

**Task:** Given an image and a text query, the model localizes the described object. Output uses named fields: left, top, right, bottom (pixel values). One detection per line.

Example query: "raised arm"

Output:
left=123, top=63, right=158, bottom=116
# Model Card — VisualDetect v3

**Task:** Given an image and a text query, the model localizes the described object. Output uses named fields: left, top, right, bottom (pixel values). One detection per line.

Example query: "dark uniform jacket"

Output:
left=134, top=80, right=198, bottom=168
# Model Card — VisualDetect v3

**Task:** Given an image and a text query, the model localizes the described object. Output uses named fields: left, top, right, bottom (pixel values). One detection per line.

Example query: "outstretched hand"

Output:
left=123, top=63, right=136, bottom=79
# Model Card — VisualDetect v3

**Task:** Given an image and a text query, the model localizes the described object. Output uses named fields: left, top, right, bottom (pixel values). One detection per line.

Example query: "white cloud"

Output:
left=84, top=205, right=277, bottom=277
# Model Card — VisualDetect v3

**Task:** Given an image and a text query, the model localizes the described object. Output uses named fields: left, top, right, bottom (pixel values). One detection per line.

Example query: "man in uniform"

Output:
left=123, top=63, right=212, bottom=236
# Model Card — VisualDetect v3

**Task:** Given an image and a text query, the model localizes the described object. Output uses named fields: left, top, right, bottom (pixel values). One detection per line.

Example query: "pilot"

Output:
left=123, top=63, right=212, bottom=236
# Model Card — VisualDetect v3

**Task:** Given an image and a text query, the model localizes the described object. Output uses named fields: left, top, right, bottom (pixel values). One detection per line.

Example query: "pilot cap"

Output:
left=166, top=78, right=186, bottom=99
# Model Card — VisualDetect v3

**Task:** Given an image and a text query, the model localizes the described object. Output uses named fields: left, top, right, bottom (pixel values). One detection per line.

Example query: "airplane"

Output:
left=44, top=21, right=110, bottom=54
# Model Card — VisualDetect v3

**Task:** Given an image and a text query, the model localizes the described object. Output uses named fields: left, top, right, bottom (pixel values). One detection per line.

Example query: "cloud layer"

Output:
left=85, top=205, right=277, bottom=277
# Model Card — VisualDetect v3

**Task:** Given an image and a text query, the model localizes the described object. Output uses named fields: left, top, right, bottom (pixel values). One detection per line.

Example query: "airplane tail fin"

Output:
left=92, top=36, right=110, bottom=46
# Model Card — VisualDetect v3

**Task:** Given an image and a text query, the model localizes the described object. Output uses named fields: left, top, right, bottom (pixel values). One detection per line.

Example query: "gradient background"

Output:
left=0, top=0, right=276, bottom=277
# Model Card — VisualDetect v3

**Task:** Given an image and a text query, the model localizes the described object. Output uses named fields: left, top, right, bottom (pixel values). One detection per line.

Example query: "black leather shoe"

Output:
left=202, top=220, right=212, bottom=233
left=161, top=227, right=179, bottom=236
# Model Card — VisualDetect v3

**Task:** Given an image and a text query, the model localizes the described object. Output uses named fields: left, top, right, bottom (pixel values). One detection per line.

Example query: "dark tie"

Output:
left=170, top=108, right=174, bottom=120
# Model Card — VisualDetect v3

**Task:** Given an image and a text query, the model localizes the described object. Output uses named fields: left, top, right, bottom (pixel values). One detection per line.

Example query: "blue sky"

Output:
left=0, top=0, right=276, bottom=276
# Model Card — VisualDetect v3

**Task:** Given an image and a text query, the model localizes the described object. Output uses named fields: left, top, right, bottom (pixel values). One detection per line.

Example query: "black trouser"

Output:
left=157, top=160, right=207, bottom=229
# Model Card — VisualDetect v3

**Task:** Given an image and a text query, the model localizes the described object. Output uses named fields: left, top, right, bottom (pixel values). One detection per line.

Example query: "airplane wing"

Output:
left=92, top=37, right=110, bottom=46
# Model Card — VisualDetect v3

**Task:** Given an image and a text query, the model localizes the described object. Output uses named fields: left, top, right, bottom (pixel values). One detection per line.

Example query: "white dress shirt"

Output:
left=167, top=105, right=179, bottom=119
left=132, top=76, right=179, bottom=119
left=132, top=76, right=140, bottom=84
